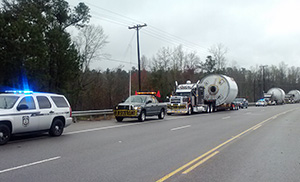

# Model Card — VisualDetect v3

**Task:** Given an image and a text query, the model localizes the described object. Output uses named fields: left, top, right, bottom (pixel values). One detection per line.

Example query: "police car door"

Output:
left=36, top=96, right=53, bottom=130
left=13, top=96, right=40, bottom=133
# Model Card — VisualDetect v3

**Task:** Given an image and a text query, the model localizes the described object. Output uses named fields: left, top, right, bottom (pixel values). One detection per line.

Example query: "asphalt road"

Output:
left=0, top=104, right=299, bottom=182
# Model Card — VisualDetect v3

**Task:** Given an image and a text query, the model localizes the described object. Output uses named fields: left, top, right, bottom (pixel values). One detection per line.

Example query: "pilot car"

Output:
left=0, top=91, right=72, bottom=145
left=114, top=92, right=167, bottom=122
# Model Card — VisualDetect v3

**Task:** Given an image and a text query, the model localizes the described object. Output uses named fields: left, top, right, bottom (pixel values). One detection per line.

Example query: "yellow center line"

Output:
left=182, top=151, right=219, bottom=174
left=156, top=107, right=299, bottom=182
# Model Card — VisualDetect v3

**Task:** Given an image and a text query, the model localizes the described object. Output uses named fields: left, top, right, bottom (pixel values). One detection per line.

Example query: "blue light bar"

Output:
left=5, top=90, right=33, bottom=94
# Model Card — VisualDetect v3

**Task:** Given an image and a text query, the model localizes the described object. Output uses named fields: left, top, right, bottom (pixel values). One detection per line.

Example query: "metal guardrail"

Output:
left=72, top=109, right=113, bottom=122
left=72, top=103, right=257, bottom=122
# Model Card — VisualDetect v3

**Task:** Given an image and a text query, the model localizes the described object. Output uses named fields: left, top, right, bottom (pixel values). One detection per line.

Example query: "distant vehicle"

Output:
left=256, top=99, right=267, bottom=107
left=233, top=98, right=248, bottom=109
left=114, top=92, right=167, bottom=122
left=0, top=90, right=73, bottom=145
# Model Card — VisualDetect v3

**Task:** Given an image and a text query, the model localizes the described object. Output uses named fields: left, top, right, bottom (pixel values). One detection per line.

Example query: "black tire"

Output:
left=187, top=106, right=192, bottom=115
left=49, top=118, right=64, bottom=137
left=158, top=109, right=165, bottom=119
left=167, top=113, right=172, bottom=115
left=0, top=124, right=11, bottom=145
left=116, top=117, right=123, bottom=122
left=138, top=110, right=146, bottom=122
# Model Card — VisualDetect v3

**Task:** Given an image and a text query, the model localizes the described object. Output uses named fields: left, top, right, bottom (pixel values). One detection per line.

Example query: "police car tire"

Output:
left=158, top=109, right=165, bottom=119
left=0, top=124, right=11, bottom=145
left=49, top=119, right=64, bottom=137
left=116, top=117, right=123, bottom=122
left=138, top=110, right=146, bottom=122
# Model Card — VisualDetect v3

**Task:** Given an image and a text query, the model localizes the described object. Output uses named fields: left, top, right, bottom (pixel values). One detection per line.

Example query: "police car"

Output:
left=0, top=91, right=73, bottom=145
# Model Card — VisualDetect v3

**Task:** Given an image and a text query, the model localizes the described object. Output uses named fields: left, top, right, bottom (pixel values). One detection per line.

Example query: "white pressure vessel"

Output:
left=267, top=88, right=286, bottom=104
left=287, top=90, right=300, bottom=102
left=200, top=74, right=238, bottom=106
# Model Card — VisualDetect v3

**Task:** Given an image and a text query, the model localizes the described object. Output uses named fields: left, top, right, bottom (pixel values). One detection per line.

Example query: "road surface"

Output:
left=0, top=104, right=299, bottom=182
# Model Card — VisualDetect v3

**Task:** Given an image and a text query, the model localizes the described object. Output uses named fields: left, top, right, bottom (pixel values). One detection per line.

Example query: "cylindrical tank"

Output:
left=287, top=90, right=300, bottom=102
left=267, top=88, right=285, bottom=104
left=200, top=74, right=238, bottom=106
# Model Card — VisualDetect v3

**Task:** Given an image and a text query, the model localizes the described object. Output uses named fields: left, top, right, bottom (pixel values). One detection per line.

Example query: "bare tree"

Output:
left=208, top=43, right=228, bottom=71
left=76, top=24, right=108, bottom=72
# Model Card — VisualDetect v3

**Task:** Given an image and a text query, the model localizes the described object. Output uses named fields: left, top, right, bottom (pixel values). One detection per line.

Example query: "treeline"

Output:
left=76, top=47, right=300, bottom=110
left=1, top=0, right=300, bottom=111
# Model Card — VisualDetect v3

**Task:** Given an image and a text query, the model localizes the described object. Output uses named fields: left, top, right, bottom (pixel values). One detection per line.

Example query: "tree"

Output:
left=208, top=43, right=228, bottom=72
left=201, top=55, right=216, bottom=74
left=76, top=24, right=108, bottom=72
left=0, top=0, right=90, bottom=96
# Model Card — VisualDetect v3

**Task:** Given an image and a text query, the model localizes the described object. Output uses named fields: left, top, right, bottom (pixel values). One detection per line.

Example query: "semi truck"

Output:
left=167, top=80, right=207, bottom=115
left=167, top=74, right=239, bottom=114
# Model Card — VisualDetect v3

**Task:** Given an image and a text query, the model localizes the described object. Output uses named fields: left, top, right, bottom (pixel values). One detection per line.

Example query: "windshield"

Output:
left=0, top=95, right=19, bottom=109
left=124, top=95, right=147, bottom=103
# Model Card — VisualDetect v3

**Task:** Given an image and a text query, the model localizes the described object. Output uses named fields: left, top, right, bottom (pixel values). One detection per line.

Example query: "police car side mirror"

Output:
left=17, top=104, right=29, bottom=111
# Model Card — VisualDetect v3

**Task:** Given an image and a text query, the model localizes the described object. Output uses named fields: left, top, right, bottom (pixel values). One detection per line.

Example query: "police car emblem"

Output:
left=22, top=116, right=30, bottom=127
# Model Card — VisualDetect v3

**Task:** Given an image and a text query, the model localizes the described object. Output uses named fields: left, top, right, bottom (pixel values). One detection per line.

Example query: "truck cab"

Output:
left=167, top=81, right=207, bottom=115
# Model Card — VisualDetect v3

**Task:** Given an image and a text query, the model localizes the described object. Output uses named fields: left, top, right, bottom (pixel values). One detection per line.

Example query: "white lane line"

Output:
left=171, top=125, right=191, bottom=131
left=222, top=116, right=231, bottom=120
left=0, top=156, right=61, bottom=174
left=65, top=122, right=151, bottom=135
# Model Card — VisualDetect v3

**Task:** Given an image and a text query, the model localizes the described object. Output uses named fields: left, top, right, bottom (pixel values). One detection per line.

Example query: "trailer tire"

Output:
left=187, top=106, right=192, bottom=115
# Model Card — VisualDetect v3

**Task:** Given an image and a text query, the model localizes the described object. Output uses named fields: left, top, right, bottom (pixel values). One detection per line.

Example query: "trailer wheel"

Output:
left=187, top=106, right=192, bottom=115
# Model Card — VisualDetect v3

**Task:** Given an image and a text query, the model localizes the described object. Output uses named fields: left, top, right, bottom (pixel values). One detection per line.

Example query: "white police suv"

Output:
left=0, top=91, right=73, bottom=145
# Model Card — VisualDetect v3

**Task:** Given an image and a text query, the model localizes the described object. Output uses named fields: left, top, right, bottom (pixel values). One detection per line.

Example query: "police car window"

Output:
left=18, top=96, right=36, bottom=110
left=37, top=96, right=51, bottom=109
left=51, top=96, right=68, bottom=108
left=0, top=96, right=19, bottom=109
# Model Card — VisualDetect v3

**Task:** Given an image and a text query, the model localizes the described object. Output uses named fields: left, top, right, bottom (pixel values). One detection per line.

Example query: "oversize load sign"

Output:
left=114, top=110, right=137, bottom=116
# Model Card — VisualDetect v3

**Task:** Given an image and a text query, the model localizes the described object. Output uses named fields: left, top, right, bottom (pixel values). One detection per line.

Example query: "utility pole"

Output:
left=260, top=65, right=268, bottom=98
left=128, top=23, right=147, bottom=92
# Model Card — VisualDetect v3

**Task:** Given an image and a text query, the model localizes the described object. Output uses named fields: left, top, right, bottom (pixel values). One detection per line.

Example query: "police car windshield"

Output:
left=175, top=92, right=190, bottom=96
left=124, top=95, right=147, bottom=103
left=0, top=96, right=19, bottom=109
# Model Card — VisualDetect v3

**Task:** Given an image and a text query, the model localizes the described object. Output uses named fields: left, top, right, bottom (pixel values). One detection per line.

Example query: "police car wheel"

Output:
left=116, top=117, right=123, bottom=122
left=138, top=110, right=146, bottom=122
left=0, top=124, right=11, bottom=145
left=49, top=119, right=64, bottom=137
left=158, top=109, right=165, bottom=119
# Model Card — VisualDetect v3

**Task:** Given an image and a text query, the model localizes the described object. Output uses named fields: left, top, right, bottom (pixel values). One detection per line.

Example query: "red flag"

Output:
left=156, top=90, right=161, bottom=98
left=135, top=91, right=137, bottom=95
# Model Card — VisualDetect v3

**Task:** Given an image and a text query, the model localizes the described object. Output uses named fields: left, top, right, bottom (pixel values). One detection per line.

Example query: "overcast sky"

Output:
left=68, top=0, right=300, bottom=71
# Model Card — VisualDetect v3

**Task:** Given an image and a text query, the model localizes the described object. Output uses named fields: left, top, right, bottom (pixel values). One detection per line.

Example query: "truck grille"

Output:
left=170, top=98, right=180, bottom=103
left=118, top=105, right=130, bottom=110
